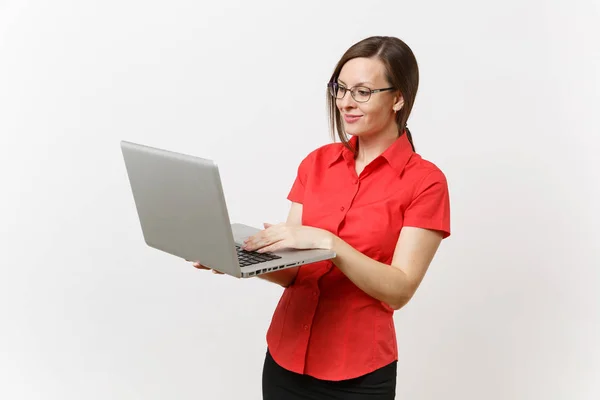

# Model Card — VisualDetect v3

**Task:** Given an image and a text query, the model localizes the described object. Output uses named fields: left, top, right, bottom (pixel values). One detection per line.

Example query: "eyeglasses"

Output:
left=327, top=82, right=395, bottom=103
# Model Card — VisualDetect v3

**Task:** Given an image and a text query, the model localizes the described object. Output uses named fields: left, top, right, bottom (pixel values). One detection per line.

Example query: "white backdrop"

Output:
left=1, top=0, right=599, bottom=399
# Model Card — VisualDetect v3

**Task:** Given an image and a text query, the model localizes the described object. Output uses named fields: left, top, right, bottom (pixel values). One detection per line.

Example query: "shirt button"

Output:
left=303, top=324, right=309, bottom=330
left=313, top=291, right=318, bottom=297
left=340, top=206, right=345, bottom=211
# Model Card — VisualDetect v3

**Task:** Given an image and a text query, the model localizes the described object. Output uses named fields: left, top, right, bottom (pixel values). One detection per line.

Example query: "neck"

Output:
left=355, top=123, right=399, bottom=165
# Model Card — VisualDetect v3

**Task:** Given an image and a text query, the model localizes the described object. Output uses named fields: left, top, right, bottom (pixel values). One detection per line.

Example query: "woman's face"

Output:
left=335, top=57, right=403, bottom=138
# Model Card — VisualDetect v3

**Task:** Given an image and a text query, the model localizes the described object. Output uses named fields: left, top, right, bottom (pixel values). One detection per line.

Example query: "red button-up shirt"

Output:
left=266, top=132, right=451, bottom=381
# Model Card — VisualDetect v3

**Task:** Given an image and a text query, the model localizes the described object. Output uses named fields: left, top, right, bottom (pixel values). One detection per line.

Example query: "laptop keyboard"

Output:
left=236, top=246, right=281, bottom=268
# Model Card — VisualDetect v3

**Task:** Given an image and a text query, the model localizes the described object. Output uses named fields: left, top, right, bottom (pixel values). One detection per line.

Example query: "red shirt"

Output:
left=266, top=132, right=451, bottom=381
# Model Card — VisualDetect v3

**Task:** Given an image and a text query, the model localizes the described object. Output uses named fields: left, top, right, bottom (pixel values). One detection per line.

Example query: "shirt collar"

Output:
left=328, top=132, right=414, bottom=176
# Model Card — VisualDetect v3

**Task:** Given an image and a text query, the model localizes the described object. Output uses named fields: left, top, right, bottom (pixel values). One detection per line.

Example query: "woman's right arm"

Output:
left=255, top=202, right=303, bottom=287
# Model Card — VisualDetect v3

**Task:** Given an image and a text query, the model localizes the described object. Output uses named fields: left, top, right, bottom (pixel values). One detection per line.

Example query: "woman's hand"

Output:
left=189, top=261, right=224, bottom=274
left=242, top=223, right=334, bottom=253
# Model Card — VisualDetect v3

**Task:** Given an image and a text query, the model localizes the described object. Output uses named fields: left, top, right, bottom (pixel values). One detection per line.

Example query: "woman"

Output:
left=194, top=36, right=451, bottom=399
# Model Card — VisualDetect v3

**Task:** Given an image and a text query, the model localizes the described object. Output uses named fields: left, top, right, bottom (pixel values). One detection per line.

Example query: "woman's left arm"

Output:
left=333, top=169, right=450, bottom=309
left=330, top=226, right=443, bottom=310
left=243, top=224, right=443, bottom=310
left=244, top=168, right=450, bottom=309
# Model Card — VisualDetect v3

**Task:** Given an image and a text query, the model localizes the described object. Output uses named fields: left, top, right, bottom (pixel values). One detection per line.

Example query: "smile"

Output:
left=343, top=115, right=362, bottom=123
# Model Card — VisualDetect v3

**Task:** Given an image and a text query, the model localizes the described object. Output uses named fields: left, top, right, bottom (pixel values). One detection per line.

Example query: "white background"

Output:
left=1, top=0, right=599, bottom=399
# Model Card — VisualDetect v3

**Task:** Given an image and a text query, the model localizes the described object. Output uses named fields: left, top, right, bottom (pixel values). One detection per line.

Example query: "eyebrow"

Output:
left=337, top=79, right=373, bottom=86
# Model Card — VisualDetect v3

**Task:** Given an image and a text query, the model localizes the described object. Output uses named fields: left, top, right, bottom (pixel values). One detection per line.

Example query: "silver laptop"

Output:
left=120, top=140, right=335, bottom=278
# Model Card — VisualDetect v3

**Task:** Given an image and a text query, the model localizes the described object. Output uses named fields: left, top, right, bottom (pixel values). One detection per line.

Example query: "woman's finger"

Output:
left=245, top=225, right=287, bottom=251
left=256, top=241, right=284, bottom=254
left=248, top=235, right=281, bottom=252
left=193, top=262, right=209, bottom=270
left=192, top=262, right=224, bottom=275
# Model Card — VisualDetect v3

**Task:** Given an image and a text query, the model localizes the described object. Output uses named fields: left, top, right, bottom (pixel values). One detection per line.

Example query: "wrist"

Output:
left=319, top=230, right=336, bottom=251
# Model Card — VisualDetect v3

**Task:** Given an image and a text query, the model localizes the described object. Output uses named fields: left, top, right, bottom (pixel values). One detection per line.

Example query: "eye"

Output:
left=357, top=88, right=371, bottom=97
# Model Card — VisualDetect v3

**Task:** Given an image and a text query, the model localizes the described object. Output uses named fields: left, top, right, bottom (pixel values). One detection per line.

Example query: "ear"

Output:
left=393, top=94, right=404, bottom=112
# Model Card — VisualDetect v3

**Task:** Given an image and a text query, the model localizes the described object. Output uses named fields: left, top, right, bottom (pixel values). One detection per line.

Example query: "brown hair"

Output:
left=327, top=36, right=419, bottom=153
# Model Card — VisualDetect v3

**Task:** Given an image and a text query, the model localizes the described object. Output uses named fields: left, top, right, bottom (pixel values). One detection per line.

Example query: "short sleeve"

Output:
left=403, top=169, right=451, bottom=238
left=287, top=152, right=313, bottom=204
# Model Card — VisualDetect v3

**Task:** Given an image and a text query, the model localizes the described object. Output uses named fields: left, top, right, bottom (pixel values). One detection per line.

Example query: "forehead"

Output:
left=338, top=57, right=387, bottom=85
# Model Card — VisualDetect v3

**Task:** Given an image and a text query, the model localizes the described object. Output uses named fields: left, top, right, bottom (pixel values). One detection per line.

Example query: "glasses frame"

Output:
left=327, top=82, right=396, bottom=103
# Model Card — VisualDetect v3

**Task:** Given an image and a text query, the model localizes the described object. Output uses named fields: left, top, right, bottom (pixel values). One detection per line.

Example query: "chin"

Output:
left=343, top=126, right=371, bottom=138
left=342, top=125, right=363, bottom=136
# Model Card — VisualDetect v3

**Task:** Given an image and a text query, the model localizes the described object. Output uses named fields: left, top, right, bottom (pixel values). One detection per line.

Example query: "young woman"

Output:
left=195, top=36, right=451, bottom=400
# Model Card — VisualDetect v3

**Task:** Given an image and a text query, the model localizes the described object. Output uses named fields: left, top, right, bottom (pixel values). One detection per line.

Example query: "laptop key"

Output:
left=235, top=246, right=282, bottom=268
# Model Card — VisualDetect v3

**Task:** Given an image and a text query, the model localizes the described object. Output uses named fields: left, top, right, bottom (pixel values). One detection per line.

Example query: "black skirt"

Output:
left=262, top=349, right=397, bottom=400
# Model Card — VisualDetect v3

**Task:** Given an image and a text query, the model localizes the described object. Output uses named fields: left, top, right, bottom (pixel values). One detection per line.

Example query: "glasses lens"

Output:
left=352, top=86, right=371, bottom=102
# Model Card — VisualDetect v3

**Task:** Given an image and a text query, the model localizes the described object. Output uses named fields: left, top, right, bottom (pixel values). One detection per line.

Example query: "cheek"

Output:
left=360, top=105, right=391, bottom=126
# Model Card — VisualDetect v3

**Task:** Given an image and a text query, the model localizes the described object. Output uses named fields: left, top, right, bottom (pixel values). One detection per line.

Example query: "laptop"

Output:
left=120, top=140, right=336, bottom=278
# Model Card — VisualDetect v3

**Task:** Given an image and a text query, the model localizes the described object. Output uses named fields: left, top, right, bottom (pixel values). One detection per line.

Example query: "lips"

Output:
left=343, top=114, right=362, bottom=123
